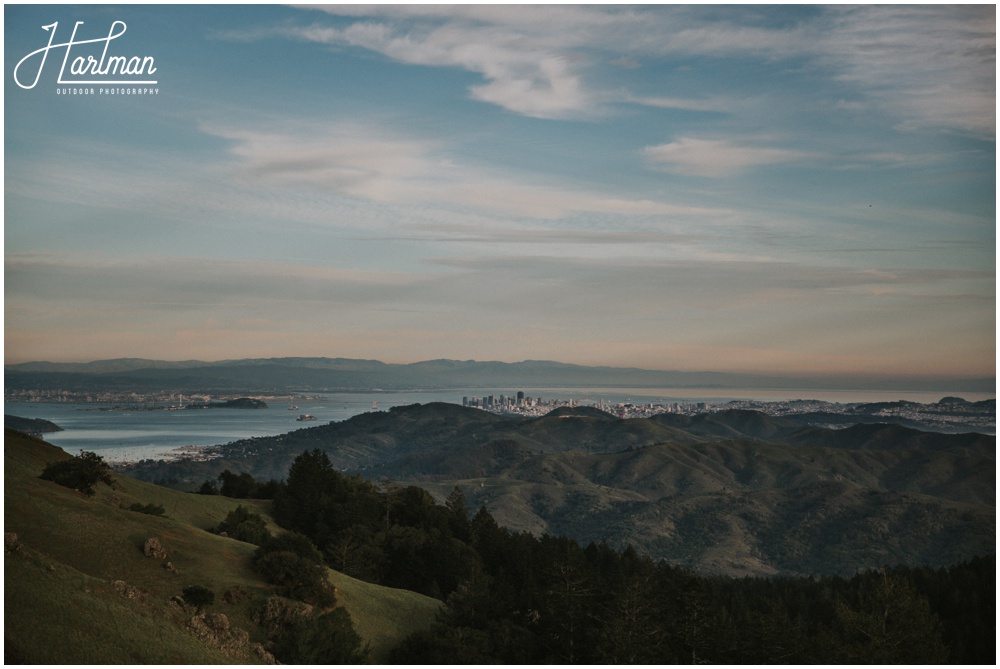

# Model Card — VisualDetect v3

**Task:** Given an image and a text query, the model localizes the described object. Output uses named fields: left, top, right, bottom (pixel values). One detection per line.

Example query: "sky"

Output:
left=4, top=4, right=996, bottom=384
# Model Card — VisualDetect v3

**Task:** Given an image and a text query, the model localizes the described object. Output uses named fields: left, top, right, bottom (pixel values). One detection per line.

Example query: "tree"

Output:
left=388, top=624, right=498, bottom=664
left=539, top=557, right=596, bottom=663
left=445, top=486, right=471, bottom=541
left=196, top=480, right=218, bottom=495
left=272, top=450, right=342, bottom=536
left=832, top=570, right=948, bottom=664
left=594, top=574, right=665, bottom=663
left=326, top=524, right=384, bottom=582
left=272, top=608, right=369, bottom=664
left=40, top=451, right=115, bottom=496
left=217, top=470, right=259, bottom=498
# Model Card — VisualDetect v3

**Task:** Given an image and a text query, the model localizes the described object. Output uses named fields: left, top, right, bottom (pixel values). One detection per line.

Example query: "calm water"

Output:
left=6, top=386, right=992, bottom=462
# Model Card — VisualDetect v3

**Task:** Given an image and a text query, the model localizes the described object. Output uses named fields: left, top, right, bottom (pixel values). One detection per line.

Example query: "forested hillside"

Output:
left=122, top=403, right=995, bottom=577
left=6, top=427, right=994, bottom=663
left=200, top=448, right=996, bottom=664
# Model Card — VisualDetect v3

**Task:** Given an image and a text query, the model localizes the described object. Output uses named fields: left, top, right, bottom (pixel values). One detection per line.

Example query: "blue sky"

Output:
left=4, top=4, right=995, bottom=383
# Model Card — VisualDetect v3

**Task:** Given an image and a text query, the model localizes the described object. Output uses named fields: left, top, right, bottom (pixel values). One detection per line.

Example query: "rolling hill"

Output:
left=3, top=429, right=441, bottom=664
left=120, top=403, right=995, bottom=578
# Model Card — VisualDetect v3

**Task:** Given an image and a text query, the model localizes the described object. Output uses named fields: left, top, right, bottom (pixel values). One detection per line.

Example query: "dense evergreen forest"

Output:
left=208, top=449, right=995, bottom=664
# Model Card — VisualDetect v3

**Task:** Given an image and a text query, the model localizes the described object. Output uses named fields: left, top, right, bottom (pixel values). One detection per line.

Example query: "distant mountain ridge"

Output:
left=5, top=356, right=994, bottom=393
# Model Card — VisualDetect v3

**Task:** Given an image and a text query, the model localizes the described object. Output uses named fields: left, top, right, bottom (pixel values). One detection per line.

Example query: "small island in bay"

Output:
left=185, top=398, right=268, bottom=410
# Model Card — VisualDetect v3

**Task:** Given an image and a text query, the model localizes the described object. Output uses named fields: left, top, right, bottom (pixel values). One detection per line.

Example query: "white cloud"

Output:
left=626, top=95, right=732, bottom=113
left=203, top=121, right=732, bottom=221
left=820, top=5, right=995, bottom=138
left=287, top=17, right=598, bottom=119
left=281, top=6, right=806, bottom=119
left=643, top=137, right=815, bottom=177
left=283, top=5, right=994, bottom=135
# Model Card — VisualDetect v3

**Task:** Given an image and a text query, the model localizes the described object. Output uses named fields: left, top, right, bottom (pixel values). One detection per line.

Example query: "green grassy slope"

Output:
left=4, top=429, right=440, bottom=663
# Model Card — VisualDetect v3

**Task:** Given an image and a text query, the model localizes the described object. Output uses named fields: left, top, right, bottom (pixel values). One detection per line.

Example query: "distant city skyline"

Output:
left=4, top=5, right=995, bottom=383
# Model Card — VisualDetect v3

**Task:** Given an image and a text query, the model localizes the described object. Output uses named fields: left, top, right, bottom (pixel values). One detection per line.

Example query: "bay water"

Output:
left=5, top=386, right=990, bottom=463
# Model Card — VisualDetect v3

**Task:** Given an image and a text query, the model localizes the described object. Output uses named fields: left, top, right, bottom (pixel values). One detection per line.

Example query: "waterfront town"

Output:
left=5, top=387, right=993, bottom=434
left=465, top=392, right=994, bottom=433
left=463, top=392, right=709, bottom=418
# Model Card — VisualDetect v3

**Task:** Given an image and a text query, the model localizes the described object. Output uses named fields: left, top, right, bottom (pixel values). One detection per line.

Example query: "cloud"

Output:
left=643, top=137, right=816, bottom=177
left=625, top=95, right=732, bottom=113
left=4, top=252, right=434, bottom=320
left=378, top=223, right=705, bottom=247
left=202, top=121, right=732, bottom=221
left=820, top=5, right=995, bottom=138
left=609, top=56, right=640, bottom=69
left=280, top=5, right=994, bottom=135
left=285, top=16, right=597, bottom=119
left=11, top=250, right=988, bottom=327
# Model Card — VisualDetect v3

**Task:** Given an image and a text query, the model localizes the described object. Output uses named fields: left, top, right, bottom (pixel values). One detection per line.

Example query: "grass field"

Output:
left=4, top=429, right=440, bottom=663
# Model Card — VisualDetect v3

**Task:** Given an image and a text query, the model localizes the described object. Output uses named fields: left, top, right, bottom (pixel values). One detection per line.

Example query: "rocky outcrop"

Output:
left=143, top=537, right=168, bottom=560
left=188, top=612, right=276, bottom=664
left=251, top=595, right=313, bottom=641
left=112, top=580, right=147, bottom=602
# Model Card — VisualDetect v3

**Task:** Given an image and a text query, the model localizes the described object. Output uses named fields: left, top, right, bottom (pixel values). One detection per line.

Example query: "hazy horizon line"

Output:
left=5, top=354, right=994, bottom=385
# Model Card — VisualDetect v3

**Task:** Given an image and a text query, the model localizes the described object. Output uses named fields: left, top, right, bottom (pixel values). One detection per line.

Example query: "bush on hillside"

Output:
left=215, top=505, right=272, bottom=545
left=40, top=451, right=115, bottom=496
left=128, top=502, right=166, bottom=516
left=253, top=533, right=335, bottom=607
left=271, top=608, right=369, bottom=664
left=182, top=585, right=215, bottom=612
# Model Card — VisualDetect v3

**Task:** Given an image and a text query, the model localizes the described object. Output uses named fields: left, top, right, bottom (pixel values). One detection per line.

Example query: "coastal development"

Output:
left=468, top=392, right=995, bottom=433
left=464, top=393, right=708, bottom=418
left=6, top=385, right=994, bottom=435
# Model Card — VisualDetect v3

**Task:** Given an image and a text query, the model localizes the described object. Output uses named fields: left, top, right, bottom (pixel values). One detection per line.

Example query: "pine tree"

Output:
left=833, top=569, right=949, bottom=664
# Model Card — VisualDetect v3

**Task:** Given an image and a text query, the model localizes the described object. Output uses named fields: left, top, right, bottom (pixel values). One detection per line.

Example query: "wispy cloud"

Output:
left=6, top=5, right=992, bottom=374
left=625, top=95, right=733, bottom=113
left=285, top=17, right=596, bottom=119
left=643, top=137, right=816, bottom=177
left=203, top=121, right=732, bottom=221
left=820, top=5, right=995, bottom=138
left=278, top=5, right=993, bottom=136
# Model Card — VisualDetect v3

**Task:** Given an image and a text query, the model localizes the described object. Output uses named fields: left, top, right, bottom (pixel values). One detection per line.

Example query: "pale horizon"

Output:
left=4, top=353, right=994, bottom=389
left=5, top=5, right=995, bottom=382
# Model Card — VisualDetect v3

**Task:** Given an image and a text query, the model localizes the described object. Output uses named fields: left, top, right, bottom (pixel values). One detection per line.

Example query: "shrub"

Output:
left=254, top=551, right=335, bottom=607
left=40, top=451, right=114, bottom=496
left=255, top=532, right=324, bottom=565
left=182, top=585, right=215, bottom=612
left=215, top=505, right=272, bottom=545
left=272, top=608, right=369, bottom=664
left=128, top=502, right=166, bottom=516
left=253, top=533, right=335, bottom=607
